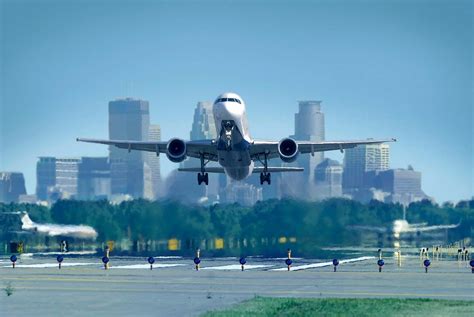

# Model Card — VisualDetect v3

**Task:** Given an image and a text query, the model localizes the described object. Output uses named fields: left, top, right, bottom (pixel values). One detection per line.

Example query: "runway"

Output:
left=1, top=254, right=473, bottom=316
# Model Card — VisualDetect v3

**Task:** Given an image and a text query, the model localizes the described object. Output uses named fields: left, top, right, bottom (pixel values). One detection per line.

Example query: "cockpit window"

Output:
left=214, top=97, right=242, bottom=104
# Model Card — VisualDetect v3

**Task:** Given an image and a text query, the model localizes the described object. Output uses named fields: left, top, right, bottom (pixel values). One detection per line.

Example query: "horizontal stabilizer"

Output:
left=178, top=167, right=304, bottom=173
left=178, top=167, right=226, bottom=173
left=252, top=167, right=304, bottom=173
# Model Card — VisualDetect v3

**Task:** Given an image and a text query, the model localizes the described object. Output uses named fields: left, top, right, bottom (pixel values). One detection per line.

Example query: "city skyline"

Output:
left=1, top=0, right=472, bottom=203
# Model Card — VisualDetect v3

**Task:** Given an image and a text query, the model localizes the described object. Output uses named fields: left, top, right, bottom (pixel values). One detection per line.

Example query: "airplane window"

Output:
left=236, top=99, right=241, bottom=104
left=229, top=98, right=236, bottom=102
left=223, top=98, right=228, bottom=102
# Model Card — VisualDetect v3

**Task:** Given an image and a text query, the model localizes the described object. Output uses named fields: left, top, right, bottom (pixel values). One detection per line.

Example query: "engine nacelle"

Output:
left=166, top=138, right=187, bottom=163
left=278, top=138, right=299, bottom=163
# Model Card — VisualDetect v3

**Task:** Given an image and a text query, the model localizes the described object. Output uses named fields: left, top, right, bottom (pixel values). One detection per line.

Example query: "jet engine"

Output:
left=278, top=138, right=299, bottom=163
left=166, top=138, right=187, bottom=162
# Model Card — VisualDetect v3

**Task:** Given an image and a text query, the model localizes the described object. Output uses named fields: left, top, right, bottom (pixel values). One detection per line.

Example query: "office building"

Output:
left=36, top=157, right=81, bottom=200
left=375, top=166, right=427, bottom=205
left=343, top=143, right=390, bottom=193
left=36, top=157, right=111, bottom=201
left=190, top=101, right=217, bottom=140
left=315, top=159, right=343, bottom=199
left=77, top=157, right=111, bottom=200
left=220, top=180, right=263, bottom=206
left=0, top=172, right=27, bottom=203
left=147, top=124, right=161, bottom=199
left=288, top=100, right=325, bottom=200
left=109, top=98, right=152, bottom=199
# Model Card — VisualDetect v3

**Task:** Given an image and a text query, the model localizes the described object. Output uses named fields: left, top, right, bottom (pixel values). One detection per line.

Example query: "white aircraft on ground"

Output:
left=78, top=92, right=396, bottom=185
left=6, top=211, right=98, bottom=239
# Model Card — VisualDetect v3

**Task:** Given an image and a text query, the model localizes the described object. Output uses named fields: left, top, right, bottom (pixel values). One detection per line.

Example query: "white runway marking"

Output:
left=111, top=264, right=185, bottom=269
left=20, top=251, right=97, bottom=257
left=3, top=262, right=98, bottom=268
left=201, top=264, right=274, bottom=271
left=270, top=256, right=375, bottom=271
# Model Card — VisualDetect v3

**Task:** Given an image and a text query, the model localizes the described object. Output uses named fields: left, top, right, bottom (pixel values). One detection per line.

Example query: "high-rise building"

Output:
left=109, top=98, right=152, bottom=199
left=0, top=172, right=27, bottom=203
left=190, top=101, right=217, bottom=140
left=36, top=157, right=81, bottom=200
left=36, top=157, right=56, bottom=200
left=315, top=159, right=343, bottom=199
left=173, top=101, right=218, bottom=201
left=343, top=144, right=390, bottom=193
left=36, top=157, right=111, bottom=201
left=77, top=157, right=111, bottom=200
left=374, top=166, right=427, bottom=205
left=147, top=124, right=161, bottom=199
left=289, top=100, right=325, bottom=200
left=219, top=180, right=263, bottom=206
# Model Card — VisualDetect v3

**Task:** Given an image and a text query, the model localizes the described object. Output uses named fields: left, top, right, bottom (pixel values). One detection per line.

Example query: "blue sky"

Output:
left=1, top=0, right=472, bottom=203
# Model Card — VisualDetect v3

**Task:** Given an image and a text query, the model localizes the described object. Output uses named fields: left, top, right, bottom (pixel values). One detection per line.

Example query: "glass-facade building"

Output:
left=109, top=98, right=152, bottom=199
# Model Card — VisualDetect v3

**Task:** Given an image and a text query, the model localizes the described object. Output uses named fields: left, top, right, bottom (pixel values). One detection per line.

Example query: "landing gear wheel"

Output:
left=260, top=172, right=271, bottom=185
left=197, top=173, right=209, bottom=185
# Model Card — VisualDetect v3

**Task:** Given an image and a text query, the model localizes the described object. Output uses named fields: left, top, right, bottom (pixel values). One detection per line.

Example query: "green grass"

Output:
left=203, top=297, right=474, bottom=317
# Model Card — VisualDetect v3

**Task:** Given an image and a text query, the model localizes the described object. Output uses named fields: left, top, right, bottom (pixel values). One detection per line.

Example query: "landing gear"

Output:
left=260, top=172, right=271, bottom=185
left=258, top=152, right=271, bottom=185
left=197, top=153, right=210, bottom=185
left=197, top=173, right=209, bottom=185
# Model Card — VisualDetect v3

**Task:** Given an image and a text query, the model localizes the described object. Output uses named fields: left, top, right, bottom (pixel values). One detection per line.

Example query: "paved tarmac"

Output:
left=0, top=254, right=473, bottom=316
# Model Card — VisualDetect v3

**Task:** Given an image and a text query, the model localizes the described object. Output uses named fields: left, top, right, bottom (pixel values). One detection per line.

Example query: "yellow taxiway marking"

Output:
left=5, top=286, right=474, bottom=299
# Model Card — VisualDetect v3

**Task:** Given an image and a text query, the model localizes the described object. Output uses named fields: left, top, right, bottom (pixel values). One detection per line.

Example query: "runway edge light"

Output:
left=377, top=259, right=384, bottom=272
left=239, top=257, right=247, bottom=271
left=10, top=255, right=17, bottom=269
left=148, top=256, right=155, bottom=270
left=57, top=255, right=64, bottom=269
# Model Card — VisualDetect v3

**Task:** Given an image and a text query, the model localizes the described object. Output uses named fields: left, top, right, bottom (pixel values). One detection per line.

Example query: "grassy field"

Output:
left=204, top=297, right=474, bottom=317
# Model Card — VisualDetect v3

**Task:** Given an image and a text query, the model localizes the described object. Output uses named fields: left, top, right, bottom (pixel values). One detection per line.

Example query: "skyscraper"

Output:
left=190, top=101, right=217, bottom=140
left=374, top=166, right=427, bottom=205
left=77, top=157, right=111, bottom=200
left=36, top=157, right=56, bottom=200
left=343, top=144, right=390, bottom=194
left=289, top=100, right=325, bottom=200
left=36, top=157, right=81, bottom=200
left=172, top=101, right=218, bottom=201
left=109, top=98, right=152, bottom=199
left=315, top=159, right=343, bottom=199
left=0, top=172, right=27, bottom=203
left=37, top=157, right=111, bottom=201
left=147, top=124, right=161, bottom=199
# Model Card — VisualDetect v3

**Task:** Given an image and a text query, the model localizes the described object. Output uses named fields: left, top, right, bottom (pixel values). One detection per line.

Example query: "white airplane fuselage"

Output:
left=213, top=92, right=254, bottom=180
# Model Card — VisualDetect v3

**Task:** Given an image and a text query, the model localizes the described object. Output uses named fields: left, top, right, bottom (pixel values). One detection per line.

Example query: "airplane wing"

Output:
left=77, top=138, right=219, bottom=161
left=250, top=138, right=397, bottom=159
left=178, top=166, right=304, bottom=173
left=404, top=223, right=461, bottom=233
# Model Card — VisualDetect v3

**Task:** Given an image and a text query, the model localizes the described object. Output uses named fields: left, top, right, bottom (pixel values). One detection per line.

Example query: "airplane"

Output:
left=348, top=207, right=461, bottom=239
left=7, top=211, right=98, bottom=239
left=78, top=92, right=396, bottom=185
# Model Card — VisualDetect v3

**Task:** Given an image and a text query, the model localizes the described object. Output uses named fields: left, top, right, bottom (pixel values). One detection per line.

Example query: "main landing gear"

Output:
left=197, top=153, right=210, bottom=185
left=197, top=172, right=208, bottom=185
left=258, top=152, right=271, bottom=185
left=260, top=172, right=271, bottom=185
